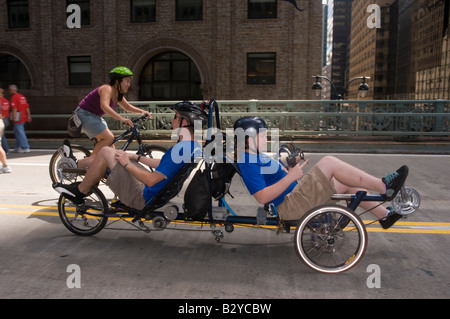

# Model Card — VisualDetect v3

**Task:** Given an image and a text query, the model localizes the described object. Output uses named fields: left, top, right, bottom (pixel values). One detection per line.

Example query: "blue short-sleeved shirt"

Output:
left=143, top=140, right=201, bottom=203
left=237, top=151, right=297, bottom=207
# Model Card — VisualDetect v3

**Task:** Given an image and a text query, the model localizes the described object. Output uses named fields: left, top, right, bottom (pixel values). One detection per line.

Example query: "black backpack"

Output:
left=183, top=162, right=238, bottom=220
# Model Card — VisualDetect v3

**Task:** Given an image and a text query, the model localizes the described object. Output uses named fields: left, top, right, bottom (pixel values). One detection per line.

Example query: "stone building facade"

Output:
left=0, top=0, right=323, bottom=119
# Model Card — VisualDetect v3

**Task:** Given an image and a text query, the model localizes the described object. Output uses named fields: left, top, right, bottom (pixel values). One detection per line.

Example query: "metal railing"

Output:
left=6, top=99, right=450, bottom=139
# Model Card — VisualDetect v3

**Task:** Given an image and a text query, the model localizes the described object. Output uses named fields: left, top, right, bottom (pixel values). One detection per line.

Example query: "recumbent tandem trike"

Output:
left=54, top=100, right=421, bottom=274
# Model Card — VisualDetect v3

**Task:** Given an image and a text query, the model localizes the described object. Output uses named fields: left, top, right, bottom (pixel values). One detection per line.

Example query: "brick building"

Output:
left=0, top=0, right=323, bottom=120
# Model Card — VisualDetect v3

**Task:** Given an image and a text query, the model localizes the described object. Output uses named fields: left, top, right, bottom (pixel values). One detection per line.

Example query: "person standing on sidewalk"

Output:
left=0, top=104, right=12, bottom=174
left=0, top=88, right=10, bottom=154
left=9, top=84, right=32, bottom=153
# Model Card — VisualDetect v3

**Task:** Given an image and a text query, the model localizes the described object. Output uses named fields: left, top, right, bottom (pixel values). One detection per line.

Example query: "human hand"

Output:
left=121, top=116, right=134, bottom=127
left=142, top=111, right=153, bottom=119
left=287, top=159, right=309, bottom=182
left=115, top=149, right=131, bottom=167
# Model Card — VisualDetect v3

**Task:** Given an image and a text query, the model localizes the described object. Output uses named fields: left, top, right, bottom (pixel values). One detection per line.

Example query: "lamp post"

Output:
left=312, top=75, right=370, bottom=99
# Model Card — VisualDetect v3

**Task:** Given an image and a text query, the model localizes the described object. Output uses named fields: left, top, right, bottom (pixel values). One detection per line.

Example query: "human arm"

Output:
left=128, top=152, right=161, bottom=170
left=252, top=160, right=309, bottom=205
left=117, top=97, right=152, bottom=119
left=26, top=105, right=32, bottom=123
left=98, top=85, right=134, bottom=127
left=115, top=150, right=165, bottom=187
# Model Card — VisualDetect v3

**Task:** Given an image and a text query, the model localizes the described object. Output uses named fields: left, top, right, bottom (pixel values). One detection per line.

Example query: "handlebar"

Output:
left=130, top=114, right=150, bottom=123
left=278, top=144, right=305, bottom=168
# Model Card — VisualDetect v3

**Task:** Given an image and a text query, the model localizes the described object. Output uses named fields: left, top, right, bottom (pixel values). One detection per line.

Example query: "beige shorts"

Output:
left=276, top=165, right=337, bottom=221
left=105, top=162, right=147, bottom=210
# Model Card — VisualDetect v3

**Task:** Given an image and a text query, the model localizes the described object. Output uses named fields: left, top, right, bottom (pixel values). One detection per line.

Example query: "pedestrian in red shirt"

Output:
left=0, top=88, right=10, bottom=154
left=0, top=88, right=12, bottom=173
left=9, top=84, right=32, bottom=153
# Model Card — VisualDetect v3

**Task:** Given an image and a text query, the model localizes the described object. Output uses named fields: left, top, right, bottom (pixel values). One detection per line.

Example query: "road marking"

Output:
left=1, top=204, right=450, bottom=235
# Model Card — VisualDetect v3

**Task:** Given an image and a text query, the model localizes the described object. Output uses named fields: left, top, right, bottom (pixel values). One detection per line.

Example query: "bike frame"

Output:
left=111, top=119, right=146, bottom=155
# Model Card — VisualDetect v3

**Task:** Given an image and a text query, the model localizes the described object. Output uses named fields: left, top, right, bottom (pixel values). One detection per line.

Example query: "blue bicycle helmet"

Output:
left=233, top=116, right=267, bottom=136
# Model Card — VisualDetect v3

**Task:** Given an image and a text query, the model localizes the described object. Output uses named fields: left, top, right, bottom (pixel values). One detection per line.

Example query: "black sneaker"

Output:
left=382, top=165, right=409, bottom=201
left=379, top=207, right=402, bottom=229
left=53, top=182, right=85, bottom=205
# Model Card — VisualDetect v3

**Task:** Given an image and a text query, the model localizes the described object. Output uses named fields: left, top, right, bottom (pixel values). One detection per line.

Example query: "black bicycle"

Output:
left=49, top=114, right=166, bottom=184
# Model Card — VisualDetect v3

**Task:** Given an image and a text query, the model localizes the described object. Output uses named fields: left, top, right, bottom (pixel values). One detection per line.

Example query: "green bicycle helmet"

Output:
left=109, top=66, right=133, bottom=80
left=109, top=66, right=133, bottom=101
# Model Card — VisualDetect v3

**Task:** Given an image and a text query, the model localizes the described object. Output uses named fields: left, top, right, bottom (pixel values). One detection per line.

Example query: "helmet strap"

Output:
left=116, top=80, right=124, bottom=102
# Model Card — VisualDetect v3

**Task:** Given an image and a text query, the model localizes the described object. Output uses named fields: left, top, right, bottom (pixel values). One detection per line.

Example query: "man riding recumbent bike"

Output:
left=52, top=101, right=421, bottom=274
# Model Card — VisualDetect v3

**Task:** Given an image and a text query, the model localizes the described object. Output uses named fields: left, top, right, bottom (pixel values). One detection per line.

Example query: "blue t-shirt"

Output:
left=237, top=151, right=297, bottom=207
left=143, top=140, right=201, bottom=203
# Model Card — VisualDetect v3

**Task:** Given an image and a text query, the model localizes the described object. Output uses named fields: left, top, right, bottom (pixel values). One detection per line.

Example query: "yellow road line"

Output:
left=1, top=204, right=450, bottom=235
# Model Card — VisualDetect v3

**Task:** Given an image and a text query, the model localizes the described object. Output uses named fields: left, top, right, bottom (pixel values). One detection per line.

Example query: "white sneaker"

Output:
left=17, top=148, right=31, bottom=153
left=0, top=166, right=12, bottom=174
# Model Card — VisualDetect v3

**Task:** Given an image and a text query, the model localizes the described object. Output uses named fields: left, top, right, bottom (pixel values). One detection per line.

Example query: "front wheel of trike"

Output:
left=294, top=205, right=368, bottom=274
left=58, top=186, right=109, bottom=236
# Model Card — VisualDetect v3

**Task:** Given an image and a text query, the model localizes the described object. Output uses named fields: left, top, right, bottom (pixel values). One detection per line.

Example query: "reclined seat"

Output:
left=110, top=161, right=199, bottom=221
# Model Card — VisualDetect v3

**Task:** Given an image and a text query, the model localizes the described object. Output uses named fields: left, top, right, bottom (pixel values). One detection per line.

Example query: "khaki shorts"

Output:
left=105, top=162, right=147, bottom=210
left=276, top=165, right=337, bottom=221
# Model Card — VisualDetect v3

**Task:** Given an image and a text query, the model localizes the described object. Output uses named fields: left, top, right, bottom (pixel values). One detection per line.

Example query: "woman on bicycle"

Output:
left=74, top=66, right=152, bottom=156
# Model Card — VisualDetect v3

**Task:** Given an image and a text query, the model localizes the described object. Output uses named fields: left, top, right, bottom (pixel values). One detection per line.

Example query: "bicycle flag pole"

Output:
left=282, top=0, right=304, bottom=11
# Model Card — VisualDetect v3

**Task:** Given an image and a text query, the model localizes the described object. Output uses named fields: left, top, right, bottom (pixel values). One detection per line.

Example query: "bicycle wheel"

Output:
left=294, top=205, right=368, bottom=274
left=49, top=145, right=91, bottom=184
left=58, top=186, right=108, bottom=236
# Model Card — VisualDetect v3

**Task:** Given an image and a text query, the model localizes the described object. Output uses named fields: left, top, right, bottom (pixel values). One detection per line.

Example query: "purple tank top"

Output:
left=79, top=87, right=116, bottom=116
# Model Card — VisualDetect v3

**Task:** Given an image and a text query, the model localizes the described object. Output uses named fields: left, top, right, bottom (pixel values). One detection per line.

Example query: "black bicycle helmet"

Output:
left=233, top=116, right=267, bottom=136
left=170, top=101, right=208, bottom=126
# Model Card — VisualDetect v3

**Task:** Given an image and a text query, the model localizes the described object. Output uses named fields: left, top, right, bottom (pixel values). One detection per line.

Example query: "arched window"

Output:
left=139, top=52, right=202, bottom=101
left=0, top=55, right=31, bottom=90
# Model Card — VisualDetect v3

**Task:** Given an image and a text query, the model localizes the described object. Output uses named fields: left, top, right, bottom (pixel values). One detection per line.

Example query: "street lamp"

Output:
left=312, top=75, right=370, bottom=99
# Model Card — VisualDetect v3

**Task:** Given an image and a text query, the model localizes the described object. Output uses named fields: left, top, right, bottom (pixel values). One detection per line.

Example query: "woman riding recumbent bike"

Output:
left=55, top=102, right=420, bottom=274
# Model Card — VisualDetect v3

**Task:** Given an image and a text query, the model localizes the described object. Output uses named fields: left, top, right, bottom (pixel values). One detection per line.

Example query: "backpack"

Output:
left=183, top=162, right=238, bottom=221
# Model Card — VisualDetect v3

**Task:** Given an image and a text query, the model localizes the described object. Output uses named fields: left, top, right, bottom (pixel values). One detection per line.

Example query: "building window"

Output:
left=247, top=53, right=276, bottom=85
left=139, top=52, right=202, bottom=101
left=68, top=56, right=91, bottom=86
left=66, top=0, right=90, bottom=26
left=248, top=0, right=277, bottom=19
left=7, top=0, right=30, bottom=29
left=0, top=55, right=31, bottom=90
left=131, top=0, right=156, bottom=23
left=176, top=0, right=203, bottom=21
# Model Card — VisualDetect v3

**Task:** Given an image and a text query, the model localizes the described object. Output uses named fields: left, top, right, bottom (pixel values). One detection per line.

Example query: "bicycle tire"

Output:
left=49, top=145, right=91, bottom=184
left=294, top=205, right=368, bottom=274
left=58, top=186, right=108, bottom=236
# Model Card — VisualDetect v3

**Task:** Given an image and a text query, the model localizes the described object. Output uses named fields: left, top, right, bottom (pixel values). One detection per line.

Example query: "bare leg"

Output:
left=317, top=156, right=387, bottom=219
left=334, top=180, right=387, bottom=219
left=317, top=156, right=385, bottom=194
left=78, top=147, right=118, bottom=194
left=78, top=129, right=115, bottom=168
left=0, top=146, right=7, bottom=167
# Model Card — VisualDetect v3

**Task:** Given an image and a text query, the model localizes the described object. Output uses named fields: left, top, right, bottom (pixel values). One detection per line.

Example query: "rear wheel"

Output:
left=49, top=145, right=91, bottom=184
left=294, top=205, right=367, bottom=274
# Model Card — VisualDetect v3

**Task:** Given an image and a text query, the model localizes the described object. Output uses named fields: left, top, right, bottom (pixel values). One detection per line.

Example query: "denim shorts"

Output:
left=76, top=107, right=108, bottom=139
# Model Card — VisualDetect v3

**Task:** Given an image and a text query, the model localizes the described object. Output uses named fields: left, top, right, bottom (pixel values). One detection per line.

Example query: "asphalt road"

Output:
left=0, top=149, right=449, bottom=301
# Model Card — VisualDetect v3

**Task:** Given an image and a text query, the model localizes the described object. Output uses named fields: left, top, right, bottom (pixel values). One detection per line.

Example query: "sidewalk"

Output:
left=6, top=135, right=450, bottom=154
